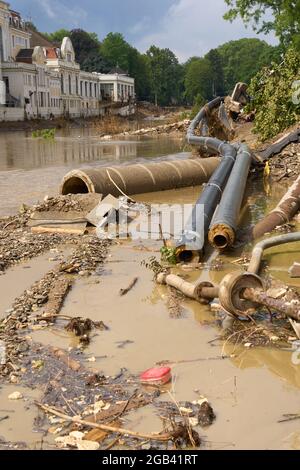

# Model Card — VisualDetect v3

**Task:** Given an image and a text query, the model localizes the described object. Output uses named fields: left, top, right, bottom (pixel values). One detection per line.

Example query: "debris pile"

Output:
left=101, top=119, right=190, bottom=140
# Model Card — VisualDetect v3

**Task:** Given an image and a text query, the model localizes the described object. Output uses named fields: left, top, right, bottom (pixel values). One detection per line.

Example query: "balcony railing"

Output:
left=9, top=16, right=27, bottom=31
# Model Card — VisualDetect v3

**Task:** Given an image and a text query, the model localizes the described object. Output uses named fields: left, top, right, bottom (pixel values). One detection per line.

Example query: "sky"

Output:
left=11, top=0, right=277, bottom=61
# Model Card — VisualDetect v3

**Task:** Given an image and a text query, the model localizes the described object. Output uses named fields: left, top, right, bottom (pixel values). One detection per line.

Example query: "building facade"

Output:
left=0, top=2, right=135, bottom=121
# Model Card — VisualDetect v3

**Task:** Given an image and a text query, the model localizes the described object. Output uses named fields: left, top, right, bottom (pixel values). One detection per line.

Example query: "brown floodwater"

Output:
left=0, top=130, right=300, bottom=450
left=0, top=127, right=186, bottom=217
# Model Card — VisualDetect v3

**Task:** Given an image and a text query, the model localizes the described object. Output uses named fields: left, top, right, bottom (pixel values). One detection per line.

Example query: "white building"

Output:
left=97, top=68, right=135, bottom=103
left=0, top=2, right=136, bottom=122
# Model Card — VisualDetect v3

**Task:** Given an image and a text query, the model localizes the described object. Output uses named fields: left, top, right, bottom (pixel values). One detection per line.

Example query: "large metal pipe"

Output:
left=252, top=175, right=300, bottom=240
left=176, top=98, right=237, bottom=262
left=60, top=158, right=220, bottom=198
left=208, top=143, right=252, bottom=251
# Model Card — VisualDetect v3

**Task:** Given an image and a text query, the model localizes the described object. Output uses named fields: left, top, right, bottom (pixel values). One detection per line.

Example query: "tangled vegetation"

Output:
left=247, top=48, right=300, bottom=141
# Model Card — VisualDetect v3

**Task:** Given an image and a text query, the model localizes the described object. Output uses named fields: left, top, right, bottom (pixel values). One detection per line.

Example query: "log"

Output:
left=253, top=176, right=300, bottom=239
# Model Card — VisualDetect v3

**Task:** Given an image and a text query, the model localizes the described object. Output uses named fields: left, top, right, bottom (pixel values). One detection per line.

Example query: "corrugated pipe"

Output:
left=176, top=97, right=237, bottom=262
left=208, top=143, right=252, bottom=251
left=60, top=158, right=220, bottom=198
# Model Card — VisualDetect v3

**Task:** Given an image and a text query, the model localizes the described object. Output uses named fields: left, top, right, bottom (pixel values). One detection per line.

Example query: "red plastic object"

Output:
left=140, top=367, right=172, bottom=386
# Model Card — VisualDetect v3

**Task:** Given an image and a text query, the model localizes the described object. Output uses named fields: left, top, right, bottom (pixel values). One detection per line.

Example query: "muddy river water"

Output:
left=0, top=128, right=300, bottom=450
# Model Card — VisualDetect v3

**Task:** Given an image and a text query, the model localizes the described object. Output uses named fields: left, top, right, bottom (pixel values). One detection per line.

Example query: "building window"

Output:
left=94, top=83, right=97, bottom=98
left=76, top=77, right=78, bottom=95
left=69, top=75, right=72, bottom=95
left=80, top=81, right=83, bottom=96
left=61, top=74, right=64, bottom=94
left=90, top=82, right=92, bottom=97
left=85, top=82, right=88, bottom=97
left=0, top=27, right=4, bottom=61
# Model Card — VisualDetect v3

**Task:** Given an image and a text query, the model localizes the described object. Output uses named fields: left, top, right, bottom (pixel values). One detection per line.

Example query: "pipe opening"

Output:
left=178, top=250, right=194, bottom=263
left=62, top=177, right=90, bottom=195
left=213, top=235, right=228, bottom=249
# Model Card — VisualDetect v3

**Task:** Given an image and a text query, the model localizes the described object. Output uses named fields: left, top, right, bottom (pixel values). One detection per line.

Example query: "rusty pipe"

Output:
left=156, top=271, right=300, bottom=323
left=156, top=273, right=219, bottom=303
left=252, top=175, right=300, bottom=239
left=60, top=157, right=220, bottom=198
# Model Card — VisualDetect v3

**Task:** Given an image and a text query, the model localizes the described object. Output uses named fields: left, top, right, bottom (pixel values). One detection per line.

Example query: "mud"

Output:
left=0, top=126, right=300, bottom=450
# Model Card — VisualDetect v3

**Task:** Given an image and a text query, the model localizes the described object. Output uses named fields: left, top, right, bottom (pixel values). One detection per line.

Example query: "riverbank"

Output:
left=0, top=103, right=187, bottom=134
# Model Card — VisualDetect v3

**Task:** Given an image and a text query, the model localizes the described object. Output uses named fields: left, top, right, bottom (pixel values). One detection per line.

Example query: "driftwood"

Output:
left=37, top=403, right=174, bottom=442
left=119, top=277, right=139, bottom=296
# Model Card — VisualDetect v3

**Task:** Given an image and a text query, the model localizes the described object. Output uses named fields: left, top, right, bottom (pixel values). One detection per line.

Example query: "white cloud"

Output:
left=129, top=16, right=151, bottom=35
left=36, top=0, right=87, bottom=27
left=136, top=0, right=277, bottom=61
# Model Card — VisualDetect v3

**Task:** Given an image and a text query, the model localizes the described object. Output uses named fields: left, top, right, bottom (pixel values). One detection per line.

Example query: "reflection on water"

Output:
left=0, top=127, right=185, bottom=216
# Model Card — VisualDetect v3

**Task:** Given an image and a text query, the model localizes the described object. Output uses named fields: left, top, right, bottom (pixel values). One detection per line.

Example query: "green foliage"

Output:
left=247, top=47, right=300, bottom=141
left=184, top=57, right=214, bottom=104
left=42, top=27, right=277, bottom=107
left=146, top=46, right=182, bottom=106
left=101, top=33, right=130, bottom=71
left=216, top=38, right=278, bottom=94
left=100, top=33, right=152, bottom=100
left=160, top=246, right=177, bottom=265
left=205, top=49, right=225, bottom=96
left=43, top=29, right=70, bottom=43
left=32, top=128, right=56, bottom=140
left=224, top=0, right=300, bottom=48
left=70, top=29, right=110, bottom=73
left=190, top=94, right=206, bottom=119
left=25, top=21, right=38, bottom=32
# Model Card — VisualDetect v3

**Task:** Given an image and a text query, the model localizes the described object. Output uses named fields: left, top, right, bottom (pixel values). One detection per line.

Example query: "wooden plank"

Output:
left=31, top=222, right=87, bottom=235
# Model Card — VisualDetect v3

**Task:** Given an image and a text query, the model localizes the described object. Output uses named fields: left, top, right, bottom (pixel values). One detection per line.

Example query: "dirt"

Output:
left=0, top=114, right=300, bottom=449
left=269, top=142, right=300, bottom=181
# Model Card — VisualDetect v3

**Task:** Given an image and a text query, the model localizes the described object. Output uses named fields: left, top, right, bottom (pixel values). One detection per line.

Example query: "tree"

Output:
left=224, top=0, right=300, bottom=47
left=184, top=57, right=214, bottom=104
left=43, top=29, right=70, bottom=44
left=216, top=38, right=278, bottom=94
left=247, top=47, right=300, bottom=140
left=101, top=33, right=152, bottom=100
left=146, top=46, right=182, bottom=106
left=100, top=33, right=131, bottom=71
left=69, top=29, right=109, bottom=72
left=25, top=21, right=38, bottom=32
left=205, top=49, right=225, bottom=96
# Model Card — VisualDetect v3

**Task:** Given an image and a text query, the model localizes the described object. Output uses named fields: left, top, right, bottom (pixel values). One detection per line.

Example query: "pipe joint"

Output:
left=219, top=272, right=264, bottom=318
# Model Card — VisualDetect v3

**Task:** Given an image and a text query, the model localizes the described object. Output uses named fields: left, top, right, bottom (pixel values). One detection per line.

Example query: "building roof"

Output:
left=45, top=47, right=60, bottom=59
left=109, top=66, right=128, bottom=75
left=28, top=28, right=54, bottom=48
left=16, top=48, right=34, bottom=64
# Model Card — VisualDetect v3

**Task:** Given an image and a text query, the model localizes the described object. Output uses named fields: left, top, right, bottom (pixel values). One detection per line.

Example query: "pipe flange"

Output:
left=194, top=281, right=215, bottom=305
left=219, top=272, right=264, bottom=317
